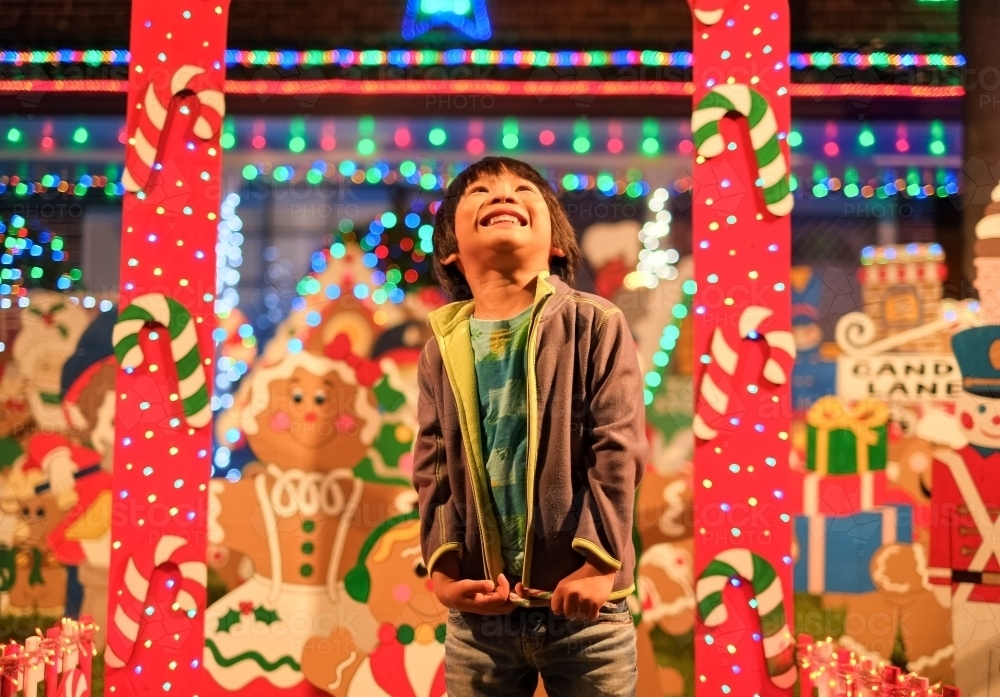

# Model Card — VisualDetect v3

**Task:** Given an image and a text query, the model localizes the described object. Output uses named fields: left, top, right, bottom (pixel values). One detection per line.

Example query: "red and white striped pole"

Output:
left=105, top=1, right=230, bottom=694
left=687, top=0, right=796, bottom=695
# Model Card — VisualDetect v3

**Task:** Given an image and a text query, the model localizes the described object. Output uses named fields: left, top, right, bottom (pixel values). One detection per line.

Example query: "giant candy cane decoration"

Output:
left=693, top=306, right=795, bottom=441
left=104, top=536, right=207, bottom=669
left=108, top=2, right=230, bottom=694
left=696, top=549, right=796, bottom=689
left=692, top=86, right=793, bottom=217
left=688, top=0, right=735, bottom=25
left=122, top=65, right=225, bottom=193
left=112, top=293, right=211, bottom=428
left=687, top=0, right=795, bottom=694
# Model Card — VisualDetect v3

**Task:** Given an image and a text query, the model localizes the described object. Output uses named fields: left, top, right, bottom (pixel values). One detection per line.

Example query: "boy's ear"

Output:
left=550, top=245, right=567, bottom=258
left=441, top=252, right=465, bottom=274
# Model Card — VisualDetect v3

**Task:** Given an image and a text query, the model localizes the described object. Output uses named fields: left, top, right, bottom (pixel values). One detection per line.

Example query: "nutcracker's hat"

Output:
left=951, top=325, right=1000, bottom=397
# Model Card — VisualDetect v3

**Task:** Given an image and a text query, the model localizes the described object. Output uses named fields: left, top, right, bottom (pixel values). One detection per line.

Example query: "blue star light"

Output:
left=402, top=0, right=492, bottom=40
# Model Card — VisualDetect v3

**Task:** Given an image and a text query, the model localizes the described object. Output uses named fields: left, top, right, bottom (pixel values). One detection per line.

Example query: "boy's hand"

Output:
left=431, top=552, right=515, bottom=614
left=547, top=556, right=616, bottom=620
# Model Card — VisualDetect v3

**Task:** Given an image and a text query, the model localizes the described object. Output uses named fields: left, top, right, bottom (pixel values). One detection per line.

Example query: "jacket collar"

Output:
left=427, top=271, right=571, bottom=339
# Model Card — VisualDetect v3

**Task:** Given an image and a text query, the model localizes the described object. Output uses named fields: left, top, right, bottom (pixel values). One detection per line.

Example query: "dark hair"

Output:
left=431, top=156, right=581, bottom=301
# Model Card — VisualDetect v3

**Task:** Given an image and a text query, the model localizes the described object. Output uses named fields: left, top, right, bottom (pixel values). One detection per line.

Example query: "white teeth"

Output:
left=487, top=214, right=520, bottom=226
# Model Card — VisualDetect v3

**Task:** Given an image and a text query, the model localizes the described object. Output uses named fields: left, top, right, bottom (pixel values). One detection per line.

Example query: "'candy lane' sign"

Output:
left=837, top=354, right=961, bottom=401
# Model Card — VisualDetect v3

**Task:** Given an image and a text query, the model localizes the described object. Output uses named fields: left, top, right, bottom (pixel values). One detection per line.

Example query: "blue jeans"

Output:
left=444, top=599, right=637, bottom=697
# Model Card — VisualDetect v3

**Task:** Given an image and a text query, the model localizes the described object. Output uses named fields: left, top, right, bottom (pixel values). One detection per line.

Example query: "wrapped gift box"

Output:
left=794, top=504, right=913, bottom=595
left=801, top=470, right=888, bottom=516
left=806, top=396, right=888, bottom=474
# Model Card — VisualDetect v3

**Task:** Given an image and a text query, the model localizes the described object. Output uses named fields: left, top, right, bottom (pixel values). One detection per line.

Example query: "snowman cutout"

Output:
left=205, top=333, right=414, bottom=695
left=12, top=291, right=90, bottom=433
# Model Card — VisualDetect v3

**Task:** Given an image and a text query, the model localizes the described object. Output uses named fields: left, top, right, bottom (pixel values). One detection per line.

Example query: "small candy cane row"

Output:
left=0, top=616, right=97, bottom=697
left=797, top=634, right=959, bottom=697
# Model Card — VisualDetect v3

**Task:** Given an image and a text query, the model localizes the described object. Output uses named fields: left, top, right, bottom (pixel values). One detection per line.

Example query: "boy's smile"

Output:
left=479, top=208, right=528, bottom=228
left=442, top=169, right=564, bottom=284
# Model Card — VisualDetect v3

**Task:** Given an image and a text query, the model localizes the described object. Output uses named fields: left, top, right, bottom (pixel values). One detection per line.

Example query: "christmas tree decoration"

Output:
left=401, top=0, right=492, bottom=41
left=105, top=1, right=230, bottom=694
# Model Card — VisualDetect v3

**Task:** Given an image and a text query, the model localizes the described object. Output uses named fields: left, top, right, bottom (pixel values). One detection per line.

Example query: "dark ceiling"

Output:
left=1, top=0, right=959, bottom=52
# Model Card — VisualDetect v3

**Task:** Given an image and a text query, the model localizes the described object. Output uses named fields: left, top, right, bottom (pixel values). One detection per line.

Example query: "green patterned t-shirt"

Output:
left=469, top=304, right=533, bottom=578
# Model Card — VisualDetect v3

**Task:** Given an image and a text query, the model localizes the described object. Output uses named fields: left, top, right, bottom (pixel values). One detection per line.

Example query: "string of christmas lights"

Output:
left=0, top=165, right=961, bottom=202
left=1, top=116, right=962, bottom=162
left=643, top=281, right=694, bottom=406
left=0, top=214, right=82, bottom=300
left=0, top=78, right=965, bottom=99
left=0, top=48, right=965, bottom=70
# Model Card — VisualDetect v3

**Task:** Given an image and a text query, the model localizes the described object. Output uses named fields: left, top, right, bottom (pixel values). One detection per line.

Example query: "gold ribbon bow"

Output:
left=806, top=397, right=888, bottom=474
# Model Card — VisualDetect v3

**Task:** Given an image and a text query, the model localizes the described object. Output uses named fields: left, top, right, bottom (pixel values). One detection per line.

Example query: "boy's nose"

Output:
left=491, top=186, right=518, bottom=203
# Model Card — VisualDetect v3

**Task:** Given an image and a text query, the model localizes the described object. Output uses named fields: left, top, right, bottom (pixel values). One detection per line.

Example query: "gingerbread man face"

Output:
left=956, top=390, right=1000, bottom=450
left=364, top=519, right=447, bottom=632
left=242, top=352, right=380, bottom=471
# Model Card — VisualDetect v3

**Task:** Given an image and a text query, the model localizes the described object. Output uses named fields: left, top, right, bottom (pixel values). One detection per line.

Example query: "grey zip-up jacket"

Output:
left=413, top=271, right=647, bottom=605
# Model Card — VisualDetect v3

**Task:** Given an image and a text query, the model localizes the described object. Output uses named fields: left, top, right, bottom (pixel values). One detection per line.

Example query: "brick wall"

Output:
left=1, top=0, right=957, bottom=51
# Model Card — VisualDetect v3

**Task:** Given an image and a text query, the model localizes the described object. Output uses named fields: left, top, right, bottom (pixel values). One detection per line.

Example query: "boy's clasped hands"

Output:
left=431, top=551, right=616, bottom=621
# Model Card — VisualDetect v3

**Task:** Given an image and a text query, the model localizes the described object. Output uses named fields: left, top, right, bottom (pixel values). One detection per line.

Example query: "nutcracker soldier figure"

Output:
left=930, top=325, right=1000, bottom=696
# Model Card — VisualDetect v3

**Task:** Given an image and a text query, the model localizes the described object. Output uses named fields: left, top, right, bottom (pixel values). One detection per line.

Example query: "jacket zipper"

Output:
left=520, top=293, right=550, bottom=590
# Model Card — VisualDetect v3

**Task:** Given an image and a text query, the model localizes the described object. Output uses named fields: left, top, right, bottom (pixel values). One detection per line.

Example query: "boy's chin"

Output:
left=478, top=225, right=541, bottom=247
left=476, top=223, right=533, bottom=238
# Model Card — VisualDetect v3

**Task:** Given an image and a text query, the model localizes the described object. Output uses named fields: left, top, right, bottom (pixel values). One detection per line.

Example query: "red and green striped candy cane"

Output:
left=695, top=548, right=797, bottom=689
left=112, top=293, right=210, bottom=428
left=692, top=84, right=794, bottom=217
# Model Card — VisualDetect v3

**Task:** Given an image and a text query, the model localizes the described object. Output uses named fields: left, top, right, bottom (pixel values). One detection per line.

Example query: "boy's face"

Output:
left=445, top=169, right=562, bottom=277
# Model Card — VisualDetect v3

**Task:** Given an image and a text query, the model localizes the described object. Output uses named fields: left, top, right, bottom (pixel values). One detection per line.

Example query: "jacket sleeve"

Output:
left=412, top=342, right=463, bottom=575
left=572, top=308, right=648, bottom=570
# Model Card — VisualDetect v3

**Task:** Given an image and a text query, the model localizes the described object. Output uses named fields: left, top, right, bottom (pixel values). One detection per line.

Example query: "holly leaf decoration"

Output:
left=254, top=606, right=280, bottom=625
left=372, top=376, right=406, bottom=413
left=217, top=609, right=241, bottom=634
left=373, top=423, right=412, bottom=469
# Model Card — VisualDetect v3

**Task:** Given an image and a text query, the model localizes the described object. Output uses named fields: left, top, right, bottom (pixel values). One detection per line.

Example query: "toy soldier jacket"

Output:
left=929, top=446, right=1000, bottom=603
left=412, top=271, right=647, bottom=605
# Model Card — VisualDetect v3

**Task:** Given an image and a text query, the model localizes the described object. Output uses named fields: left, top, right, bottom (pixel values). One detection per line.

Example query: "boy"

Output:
left=413, top=157, right=647, bottom=697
